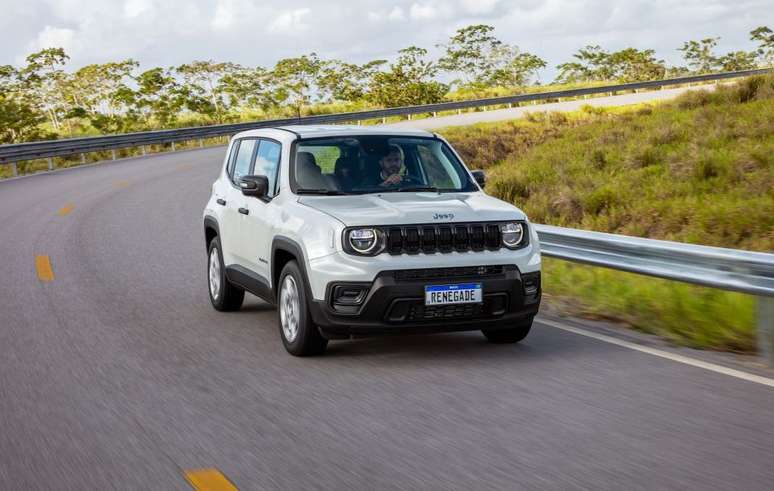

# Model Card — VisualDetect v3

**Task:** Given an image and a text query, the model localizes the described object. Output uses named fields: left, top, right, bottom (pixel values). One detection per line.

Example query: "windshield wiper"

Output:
left=396, top=186, right=439, bottom=193
left=296, top=188, right=347, bottom=195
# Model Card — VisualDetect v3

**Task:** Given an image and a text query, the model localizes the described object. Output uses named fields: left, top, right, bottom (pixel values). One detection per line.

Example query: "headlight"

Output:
left=346, top=228, right=383, bottom=255
left=500, top=222, right=525, bottom=248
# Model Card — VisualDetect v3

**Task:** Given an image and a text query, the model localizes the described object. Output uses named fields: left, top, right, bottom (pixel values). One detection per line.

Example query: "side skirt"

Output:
left=225, top=265, right=276, bottom=306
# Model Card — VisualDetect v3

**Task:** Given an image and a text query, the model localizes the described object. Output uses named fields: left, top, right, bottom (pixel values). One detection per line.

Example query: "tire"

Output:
left=482, top=317, right=533, bottom=344
left=207, top=237, right=245, bottom=312
left=277, top=260, right=328, bottom=356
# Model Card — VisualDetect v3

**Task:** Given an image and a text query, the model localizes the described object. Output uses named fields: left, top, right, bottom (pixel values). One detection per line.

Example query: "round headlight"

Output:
left=349, top=228, right=378, bottom=254
left=501, top=222, right=525, bottom=248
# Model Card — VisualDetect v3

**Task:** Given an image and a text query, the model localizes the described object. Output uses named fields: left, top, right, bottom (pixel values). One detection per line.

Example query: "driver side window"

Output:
left=231, top=139, right=257, bottom=185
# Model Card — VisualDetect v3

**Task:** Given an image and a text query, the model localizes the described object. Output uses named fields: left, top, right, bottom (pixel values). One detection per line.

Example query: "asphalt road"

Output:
left=1, top=145, right=774, bottom=490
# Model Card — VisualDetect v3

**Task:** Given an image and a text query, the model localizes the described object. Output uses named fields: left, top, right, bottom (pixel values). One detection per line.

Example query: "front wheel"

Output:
left=278, top=261, right=328, bottom=356
left=482, top=317, right=533, bottom=344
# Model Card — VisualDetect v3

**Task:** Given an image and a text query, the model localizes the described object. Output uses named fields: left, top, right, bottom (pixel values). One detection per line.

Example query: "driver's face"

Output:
left=380, top=152, right=403, bottom=175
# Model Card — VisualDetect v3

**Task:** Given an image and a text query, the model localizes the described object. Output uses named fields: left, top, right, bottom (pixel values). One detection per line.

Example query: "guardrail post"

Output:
left=141, top=145, right=146, bottom=156
left=508, top=103, right=512, bottom=109
left=111, top=150, right=116, bottom=161
left=457, top=109, right=462, bottom=115
left=171, top=141, right=176, bottom=152
left=47, top=157, right=53, bottom=171
left=12, top=162, right=18, bottom=177
left=199, top=139, right=204, bottom=148
left=759, top=296, right=774, bottom=367
left=432, top=112, right=437, bottom=118
left=381, top=117, right=386, bottom=124
left=80, top=153, right=86, bottom=164
left=407, top=114, right=412, bottom=121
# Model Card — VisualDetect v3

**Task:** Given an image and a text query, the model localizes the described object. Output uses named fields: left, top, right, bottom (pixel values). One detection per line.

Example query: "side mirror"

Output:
left=471, top=170, right=486, bottom=189
left=239, top=175, right=269, bottom=198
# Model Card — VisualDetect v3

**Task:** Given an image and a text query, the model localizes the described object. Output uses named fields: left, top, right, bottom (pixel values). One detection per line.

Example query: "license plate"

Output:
left=425, top=283, right=482, bottom=306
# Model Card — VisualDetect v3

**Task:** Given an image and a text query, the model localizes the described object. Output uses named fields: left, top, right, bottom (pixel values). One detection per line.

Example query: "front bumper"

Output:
left=309, top=265, right=541, bottom=338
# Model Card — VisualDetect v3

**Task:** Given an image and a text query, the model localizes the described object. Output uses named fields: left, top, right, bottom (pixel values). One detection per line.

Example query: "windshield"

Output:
left=291, top=136, right=478, bottom=195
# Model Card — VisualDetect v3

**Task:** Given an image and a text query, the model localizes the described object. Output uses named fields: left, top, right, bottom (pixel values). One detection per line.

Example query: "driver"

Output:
left=369, top=145, right=411, bottom=188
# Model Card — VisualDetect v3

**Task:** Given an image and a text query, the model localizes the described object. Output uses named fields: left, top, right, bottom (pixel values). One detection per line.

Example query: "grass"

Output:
left=439, top=75, right=774, bottom=352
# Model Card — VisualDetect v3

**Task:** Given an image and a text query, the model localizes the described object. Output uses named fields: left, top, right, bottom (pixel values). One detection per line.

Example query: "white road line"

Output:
left=539, top=318, right=774, bottom=388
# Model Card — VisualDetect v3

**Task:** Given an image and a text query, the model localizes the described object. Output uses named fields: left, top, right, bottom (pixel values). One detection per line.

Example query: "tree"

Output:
left=0, top=65, right=47, bottom=143
left=556, top=46, right=665, bottom=83
left=750, top=26, right=773, bottom=66
left=67, top=60, right=139, bottom=133
left=176, top=60, right=238, bottom=122
left=19, top=48, right=72, bottom=132
left=678, top=38, right=720, bottom=73
left=368, top=46, right=448, bottom=107
left=134, top=67, right=184, bottom=128
left=218, top=65, right=275, bottom=111
left=271, top=53, right=323, bottom=117
left=317, top=59, right=386, bottom=103
left=438, top=24, right=545, bottom=88
left=717, top=51, right=758, bottom=71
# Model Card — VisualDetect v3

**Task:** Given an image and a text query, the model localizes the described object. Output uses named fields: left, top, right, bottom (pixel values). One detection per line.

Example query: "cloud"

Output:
left=27, top=26, right=76, bottom=57
left=2, top=0, right=772, bottom=82
left=123, top=0, right=152, bottom=18
left=269, top=8, right=311, bottom=34
left=409, top=3, right=437, bottom=20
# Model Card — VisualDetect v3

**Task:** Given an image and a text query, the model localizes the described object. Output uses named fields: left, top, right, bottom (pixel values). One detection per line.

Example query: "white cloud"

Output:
left=3, top=0, right=772, bottom=82
left=409, top=3, right=437, bottom=20
left=388, top=6, right=406, bottom=21
left=28, top=25, right=76, bottom=56
left=269, top=8, right=311, bottom=33
left=458, top=0, right=501, bottom=15
left=212, top=1, right=235, bottom=30
left=124, top=0, right=152, bottom=18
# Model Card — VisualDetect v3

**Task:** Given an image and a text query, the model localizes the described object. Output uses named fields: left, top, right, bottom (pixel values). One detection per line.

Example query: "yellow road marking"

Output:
left=184, top=469, right=238, bottom=491
left=113, top=180, right=130, bottom=188
left=57, top=203, right=74, bottom=216
left=35, top=255, right=55, bottom=282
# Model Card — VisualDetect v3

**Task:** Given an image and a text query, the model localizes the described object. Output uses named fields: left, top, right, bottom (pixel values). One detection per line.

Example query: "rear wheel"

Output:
left=208, top=237, right=244, bottom=311
left=278, top=261, right=328, bottom=356
left=482, top=317, right=533, bottom=344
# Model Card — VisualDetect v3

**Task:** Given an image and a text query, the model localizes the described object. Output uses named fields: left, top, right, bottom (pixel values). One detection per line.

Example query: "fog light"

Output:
left=332, top=285, right=368, bottom=306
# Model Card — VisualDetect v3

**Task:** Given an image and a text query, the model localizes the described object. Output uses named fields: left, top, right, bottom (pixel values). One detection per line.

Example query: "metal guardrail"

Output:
left=0, top=68, right=770, bottom=167
left=535, top=225, right=774, bottom=365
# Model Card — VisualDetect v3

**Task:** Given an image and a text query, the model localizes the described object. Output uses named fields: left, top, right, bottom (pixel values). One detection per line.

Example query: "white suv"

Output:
left=203, top=125, right=541, bottom=356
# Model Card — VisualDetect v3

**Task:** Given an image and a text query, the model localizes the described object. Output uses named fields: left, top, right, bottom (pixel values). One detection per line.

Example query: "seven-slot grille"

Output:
left=393, top=265, right=505, bottom=282
left=386, top=223, right=502, bottom=255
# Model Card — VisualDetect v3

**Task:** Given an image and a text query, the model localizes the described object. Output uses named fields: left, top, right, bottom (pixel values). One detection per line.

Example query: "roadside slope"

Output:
left=440, top=75, right=774, bottom=351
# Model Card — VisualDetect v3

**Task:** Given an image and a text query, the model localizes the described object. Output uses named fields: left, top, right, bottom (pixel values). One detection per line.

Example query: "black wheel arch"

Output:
left=204, top=215, right=220, bottom=251
left=271, top=236, right=314, bottom=302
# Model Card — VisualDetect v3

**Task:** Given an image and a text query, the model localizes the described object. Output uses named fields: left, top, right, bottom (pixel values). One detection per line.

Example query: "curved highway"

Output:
left=1, top=144, right=774, bottom=489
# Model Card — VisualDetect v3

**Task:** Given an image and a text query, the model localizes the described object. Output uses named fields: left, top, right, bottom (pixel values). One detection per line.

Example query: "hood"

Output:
left=298, top=192, right=526, bottom=226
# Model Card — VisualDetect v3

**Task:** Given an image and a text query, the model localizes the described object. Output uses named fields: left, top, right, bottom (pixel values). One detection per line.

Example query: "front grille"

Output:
left=393, top=265, right=506, bottom=282
left=386, top=223, right=505, bottom=255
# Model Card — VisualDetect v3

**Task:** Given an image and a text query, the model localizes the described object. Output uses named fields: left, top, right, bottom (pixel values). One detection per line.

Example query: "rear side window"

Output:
left=231, top=139, right=257, bottom=184
left=255, top=140, right=282, bottom=197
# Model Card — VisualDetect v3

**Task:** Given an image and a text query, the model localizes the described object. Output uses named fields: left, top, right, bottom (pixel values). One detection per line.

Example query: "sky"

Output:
left=2, top=0, right=772, bottom=80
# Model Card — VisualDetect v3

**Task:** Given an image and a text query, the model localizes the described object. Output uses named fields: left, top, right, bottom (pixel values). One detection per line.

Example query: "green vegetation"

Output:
left=1, top=24, right=771, bottom=147
left=440, top=76, right=774, bottom=352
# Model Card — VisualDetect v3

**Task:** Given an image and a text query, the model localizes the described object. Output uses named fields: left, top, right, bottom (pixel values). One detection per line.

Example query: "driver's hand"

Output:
left=381, top=174, right=402, bottom=186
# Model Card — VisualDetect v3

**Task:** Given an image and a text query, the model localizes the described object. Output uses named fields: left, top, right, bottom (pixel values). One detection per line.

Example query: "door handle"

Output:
left=216, top=198, right=226, bottom=206
left=238, top=207, right=249, bottom=215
